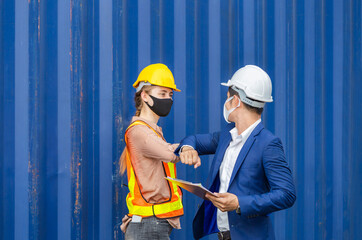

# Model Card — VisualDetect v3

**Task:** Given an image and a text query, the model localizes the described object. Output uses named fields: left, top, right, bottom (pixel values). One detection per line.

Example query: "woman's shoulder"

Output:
left=126, top=123, right=151, bottom=138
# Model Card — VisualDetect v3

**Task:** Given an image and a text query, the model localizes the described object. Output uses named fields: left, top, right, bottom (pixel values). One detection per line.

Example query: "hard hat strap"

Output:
left=231, top=86, right=265, bottom=108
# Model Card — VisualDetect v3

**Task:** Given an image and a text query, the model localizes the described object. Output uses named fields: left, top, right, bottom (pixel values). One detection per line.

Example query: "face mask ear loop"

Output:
left=144, top=93, right=153, bottom=107
left=225, top=96, right=234, bottom=108
left=233, top=97, right=241, bottom=112
left=228, top=96, right=241, bottom=111
left=231, top=96, right=241, bottom=109
left=223, top=96, right=241, bottom=123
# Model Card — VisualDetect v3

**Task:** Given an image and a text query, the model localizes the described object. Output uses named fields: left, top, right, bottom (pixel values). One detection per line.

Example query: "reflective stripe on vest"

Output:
left=124, top=120, right=183, bottom=218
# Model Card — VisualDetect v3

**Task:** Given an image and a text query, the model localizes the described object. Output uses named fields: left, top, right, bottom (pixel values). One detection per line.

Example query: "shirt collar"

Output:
left=229, top=119, right=261, bottom=142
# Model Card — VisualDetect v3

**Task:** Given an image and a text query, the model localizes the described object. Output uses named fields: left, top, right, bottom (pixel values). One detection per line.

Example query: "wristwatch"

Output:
left=236, top=205, right=241, bottom=215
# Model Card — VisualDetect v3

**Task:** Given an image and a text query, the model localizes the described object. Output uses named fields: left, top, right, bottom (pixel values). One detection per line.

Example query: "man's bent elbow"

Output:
left=284, top=190, right=296, bottom=209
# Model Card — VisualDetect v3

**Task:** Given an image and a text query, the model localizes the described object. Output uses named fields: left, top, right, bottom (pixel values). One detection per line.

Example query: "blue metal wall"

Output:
left=1, top=0, right=361, bottom=239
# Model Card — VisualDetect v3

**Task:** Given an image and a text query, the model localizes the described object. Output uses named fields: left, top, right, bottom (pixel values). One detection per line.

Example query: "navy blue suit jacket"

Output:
left=177, top=122, right=296, bottom=239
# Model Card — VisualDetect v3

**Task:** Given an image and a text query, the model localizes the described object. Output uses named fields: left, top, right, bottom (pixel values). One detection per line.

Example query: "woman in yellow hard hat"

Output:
left=119, top=63, right=187, bottom=240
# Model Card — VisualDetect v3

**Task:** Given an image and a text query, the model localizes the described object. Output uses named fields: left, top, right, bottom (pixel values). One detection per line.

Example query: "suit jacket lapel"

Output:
left=227, top=123, right=264, bottom=190
left=209, top=131, right=232, bottom=186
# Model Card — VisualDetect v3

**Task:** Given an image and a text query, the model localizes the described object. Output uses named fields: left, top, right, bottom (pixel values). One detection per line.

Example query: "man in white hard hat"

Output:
left=177, top=65, right=296, bottom=240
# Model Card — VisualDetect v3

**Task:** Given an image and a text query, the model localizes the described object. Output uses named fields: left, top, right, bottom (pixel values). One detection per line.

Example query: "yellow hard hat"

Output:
left=133, top=63, right=181, bottom=92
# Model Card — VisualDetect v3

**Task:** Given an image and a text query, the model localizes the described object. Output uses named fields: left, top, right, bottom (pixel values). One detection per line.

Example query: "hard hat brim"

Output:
left=134, top=81, right=181, bottom=92
left=151, top=83, right=181, bottom=92
left=221, top=81, right=232, bottom=87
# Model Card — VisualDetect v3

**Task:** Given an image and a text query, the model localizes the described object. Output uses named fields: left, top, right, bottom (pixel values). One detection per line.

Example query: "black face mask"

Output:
left=145, top=95, right=173, bottom=117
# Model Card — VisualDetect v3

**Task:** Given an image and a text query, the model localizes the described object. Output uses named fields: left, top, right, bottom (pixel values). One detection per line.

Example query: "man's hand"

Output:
left=180, top=146, right=201, bottom=168
left=205, top=192, right=239, bottom=212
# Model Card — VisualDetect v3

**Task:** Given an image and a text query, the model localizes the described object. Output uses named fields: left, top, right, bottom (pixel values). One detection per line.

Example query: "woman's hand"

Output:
left=171, top=143, right=180, bottom=151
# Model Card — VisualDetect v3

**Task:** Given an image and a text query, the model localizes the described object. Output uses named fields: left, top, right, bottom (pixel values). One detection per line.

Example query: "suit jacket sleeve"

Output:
left=237, top=137, right=296, bottom=217
left=175, top=131, right=220, bottom=156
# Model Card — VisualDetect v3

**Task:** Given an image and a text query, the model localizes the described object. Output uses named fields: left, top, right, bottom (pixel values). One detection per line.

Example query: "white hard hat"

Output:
left=221, top=65, right=273, bottom=108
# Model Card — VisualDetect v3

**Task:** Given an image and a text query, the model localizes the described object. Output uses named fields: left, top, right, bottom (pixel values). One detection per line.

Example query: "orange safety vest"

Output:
left=124, top=120, right=184, bottom=218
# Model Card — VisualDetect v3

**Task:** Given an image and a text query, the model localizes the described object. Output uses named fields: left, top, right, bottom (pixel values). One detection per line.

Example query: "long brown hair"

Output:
left=119, top=85, right=153, bottom=175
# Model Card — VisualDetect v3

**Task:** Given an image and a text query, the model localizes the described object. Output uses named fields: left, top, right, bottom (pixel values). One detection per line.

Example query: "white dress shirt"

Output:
left=217, top=119, right=261, bottom=232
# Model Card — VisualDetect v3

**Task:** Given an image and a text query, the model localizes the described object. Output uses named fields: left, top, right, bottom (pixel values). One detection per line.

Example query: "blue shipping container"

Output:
left=1, top=0, right=361, bottom=239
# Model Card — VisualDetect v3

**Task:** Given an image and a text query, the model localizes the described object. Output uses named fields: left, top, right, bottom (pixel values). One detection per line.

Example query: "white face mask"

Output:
left=223, top=96, right=240, bottom=123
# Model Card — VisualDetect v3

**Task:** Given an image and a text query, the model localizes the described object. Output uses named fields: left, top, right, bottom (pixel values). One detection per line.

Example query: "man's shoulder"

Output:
left=250, top=128, right=284, bottom=158
left=259, top=127, right=275, bottom=137
left=257, top=127, right=281, bottom=145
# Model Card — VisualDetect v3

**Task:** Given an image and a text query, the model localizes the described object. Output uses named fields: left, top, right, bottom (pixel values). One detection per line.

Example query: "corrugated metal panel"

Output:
left=1, top=0, right=361, bottom=240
